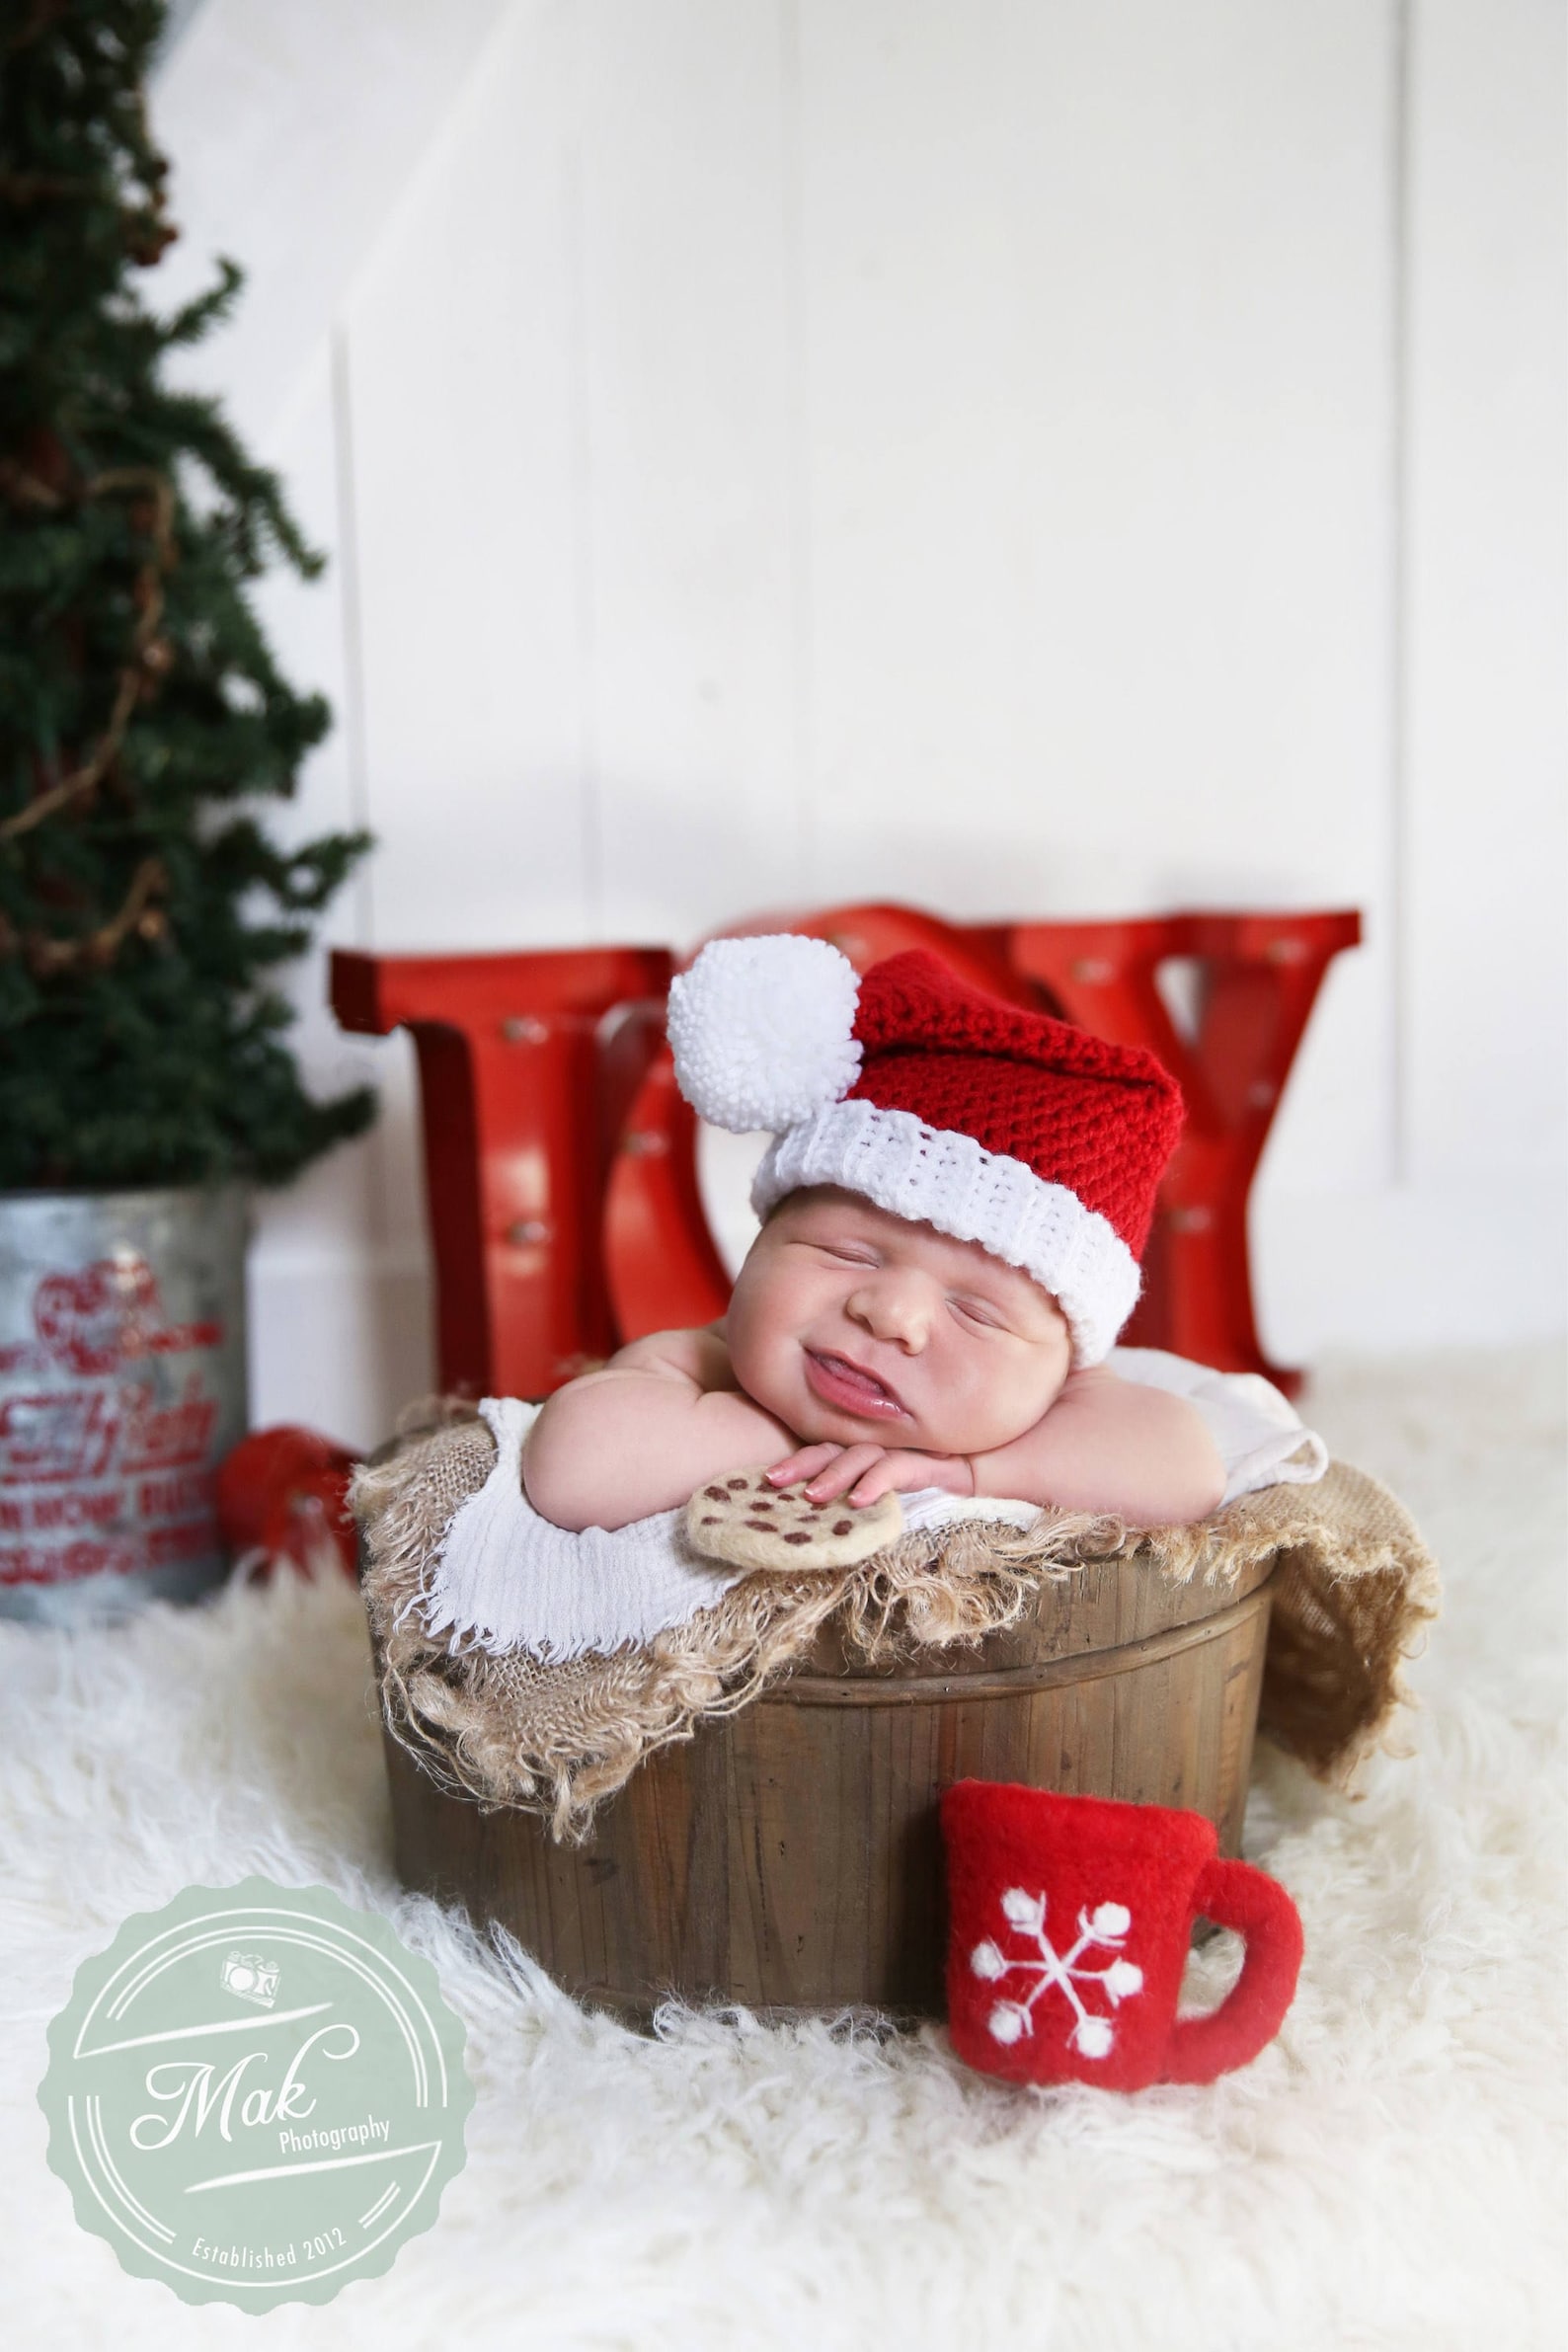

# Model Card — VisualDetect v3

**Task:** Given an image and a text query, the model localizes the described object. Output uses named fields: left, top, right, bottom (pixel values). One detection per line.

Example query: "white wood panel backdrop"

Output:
left=148, top=0, right=1565, bottom=1448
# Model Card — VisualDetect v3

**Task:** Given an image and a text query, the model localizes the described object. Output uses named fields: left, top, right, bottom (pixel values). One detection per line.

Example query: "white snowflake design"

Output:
left=970, top=1886, right=1145, bottom=2059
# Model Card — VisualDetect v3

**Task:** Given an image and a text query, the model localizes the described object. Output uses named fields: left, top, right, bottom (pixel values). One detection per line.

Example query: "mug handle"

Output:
left=1160, top=1856, right=1304, bottom=2086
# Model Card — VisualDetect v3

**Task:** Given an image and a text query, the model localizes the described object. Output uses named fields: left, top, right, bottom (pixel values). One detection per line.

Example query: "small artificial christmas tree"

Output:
left=0, top=0, right=374, bottom=1192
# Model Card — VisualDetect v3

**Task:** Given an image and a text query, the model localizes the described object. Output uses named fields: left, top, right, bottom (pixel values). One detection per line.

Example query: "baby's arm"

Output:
left=968, top=1367, right=1226, bottom=1525
left=774, top=1367, right=1226, bottom=1528
left=520, top=1325, right=796, bottom=1532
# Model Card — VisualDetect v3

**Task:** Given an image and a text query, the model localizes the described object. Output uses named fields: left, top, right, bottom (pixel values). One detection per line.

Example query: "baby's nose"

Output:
left=846, top=1275, right=932, bottom=1348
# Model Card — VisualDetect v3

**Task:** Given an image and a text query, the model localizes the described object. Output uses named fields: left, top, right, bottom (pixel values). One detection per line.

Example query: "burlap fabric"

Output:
left=354, top=1403, right=1440, bottom=1842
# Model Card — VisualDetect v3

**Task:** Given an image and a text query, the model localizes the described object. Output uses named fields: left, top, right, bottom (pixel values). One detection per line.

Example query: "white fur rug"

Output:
left=3, top=1347, right=1563, bottom=2351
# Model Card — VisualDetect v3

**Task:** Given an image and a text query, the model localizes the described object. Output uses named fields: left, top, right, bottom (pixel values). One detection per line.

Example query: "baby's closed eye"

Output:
left=950, top=1297, right=1006, bottom=1329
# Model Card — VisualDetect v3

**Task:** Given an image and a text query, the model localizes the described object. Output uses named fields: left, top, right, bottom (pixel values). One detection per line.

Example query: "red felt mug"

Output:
left=941, top=1782, right=1303, bottom=2091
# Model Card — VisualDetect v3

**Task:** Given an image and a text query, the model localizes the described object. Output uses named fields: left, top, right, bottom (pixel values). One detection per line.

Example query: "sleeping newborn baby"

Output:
left=522, top=938, right=1226, bottom=1536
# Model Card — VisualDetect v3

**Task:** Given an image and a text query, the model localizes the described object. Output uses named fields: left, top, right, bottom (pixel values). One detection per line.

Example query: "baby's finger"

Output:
left=847, top=1460, right=900, bottom=1507
left=766, top=1444, right=841, bottom=1486
left=805, top=1445, right=886, bottom=1502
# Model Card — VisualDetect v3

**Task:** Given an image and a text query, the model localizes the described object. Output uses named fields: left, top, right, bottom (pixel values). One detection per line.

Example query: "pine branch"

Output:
left=0, top=0, right=374, bottom=1188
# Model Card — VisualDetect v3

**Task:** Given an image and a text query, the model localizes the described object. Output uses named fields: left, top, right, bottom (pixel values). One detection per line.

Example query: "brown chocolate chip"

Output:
left=832, top=1520, right=852, bottom=1535
left=700, top=1516, right=719, bottom=1526
left=808, top=1498, right=826, bottom=1512
left=727, top=1477, right=747, bottom=1490
left=783, top=1531, right=814, bottom=1545
left=704, top=1486, right=728, bottom=1501
left=745, top=1519, right=775, bottom=1532
left=750, top=1496, right=774, bottom=1510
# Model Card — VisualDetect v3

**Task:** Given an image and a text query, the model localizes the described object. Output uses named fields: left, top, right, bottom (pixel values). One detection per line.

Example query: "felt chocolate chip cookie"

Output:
left=682, top=1468, right=902, bottom=1571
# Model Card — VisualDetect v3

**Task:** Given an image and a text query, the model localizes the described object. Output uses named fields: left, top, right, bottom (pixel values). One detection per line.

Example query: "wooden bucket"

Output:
left=382, top=1547, right=1275, bottom=2019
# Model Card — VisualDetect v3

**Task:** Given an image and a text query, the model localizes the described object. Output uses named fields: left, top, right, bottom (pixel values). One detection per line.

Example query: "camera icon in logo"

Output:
left=221, top=1951, right=280, bottom=2008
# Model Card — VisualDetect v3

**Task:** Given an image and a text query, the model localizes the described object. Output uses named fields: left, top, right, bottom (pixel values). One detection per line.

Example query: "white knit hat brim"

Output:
left=750, top=1100, right=1140, bottom=1369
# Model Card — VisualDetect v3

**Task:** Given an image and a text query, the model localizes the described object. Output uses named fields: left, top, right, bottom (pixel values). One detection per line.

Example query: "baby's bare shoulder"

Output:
left=1051, top=1364, right=1185, bottom=1428
left=1049, top=1364, right=1120, bottom=1413
left=605, top=1320, right=738, bottom=1393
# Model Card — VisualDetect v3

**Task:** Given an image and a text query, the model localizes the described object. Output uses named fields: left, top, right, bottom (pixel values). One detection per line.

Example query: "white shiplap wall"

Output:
left=148, top=0, right=1566, bottom=1448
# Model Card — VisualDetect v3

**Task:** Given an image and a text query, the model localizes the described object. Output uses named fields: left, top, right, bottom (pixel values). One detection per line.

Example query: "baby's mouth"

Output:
left=804, top=1350, right=909, bottom=1422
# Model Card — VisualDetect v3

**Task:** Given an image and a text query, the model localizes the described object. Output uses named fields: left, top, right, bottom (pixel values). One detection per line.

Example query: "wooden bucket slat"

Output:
left=383, top=1545, right=1276, bottom=2019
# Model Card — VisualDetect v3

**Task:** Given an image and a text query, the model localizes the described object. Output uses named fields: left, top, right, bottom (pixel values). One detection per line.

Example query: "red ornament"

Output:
left=942, top=1782, right=1303, bottom=2091
left=214, top=1426, right=359, bottom=1579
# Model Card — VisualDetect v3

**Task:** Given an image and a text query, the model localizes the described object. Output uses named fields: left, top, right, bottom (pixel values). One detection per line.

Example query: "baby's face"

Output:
left=726, top=1186, right=1072, bottom=1458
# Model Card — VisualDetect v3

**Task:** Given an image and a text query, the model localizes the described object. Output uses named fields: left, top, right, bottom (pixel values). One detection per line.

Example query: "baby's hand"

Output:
left=766, top=1442, right=975, bottom=1509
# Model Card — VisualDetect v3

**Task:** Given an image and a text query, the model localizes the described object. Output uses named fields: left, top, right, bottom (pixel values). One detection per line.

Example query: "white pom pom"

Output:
left=666, top=936, right=862, bottom=1133
left=1072, top=2016, right=1114, bottom=2060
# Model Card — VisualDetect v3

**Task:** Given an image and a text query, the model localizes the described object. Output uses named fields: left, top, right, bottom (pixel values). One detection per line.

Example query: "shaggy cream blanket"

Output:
left=2, top=1347, right=1563, bottom=2351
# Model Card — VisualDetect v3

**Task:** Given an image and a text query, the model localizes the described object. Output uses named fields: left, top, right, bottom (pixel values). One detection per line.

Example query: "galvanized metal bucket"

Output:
left=0, top=1187, right=249, bottom=1621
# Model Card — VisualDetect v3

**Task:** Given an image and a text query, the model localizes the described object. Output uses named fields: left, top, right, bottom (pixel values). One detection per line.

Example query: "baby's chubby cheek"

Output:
left=911, top=1355, right=1068, bottom=1459
left=723, top=1272, right=812, bottom=1430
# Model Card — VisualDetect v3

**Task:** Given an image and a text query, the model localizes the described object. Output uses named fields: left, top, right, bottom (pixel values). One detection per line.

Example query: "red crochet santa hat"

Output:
left=666, top=936, right=1183, bottom=1367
